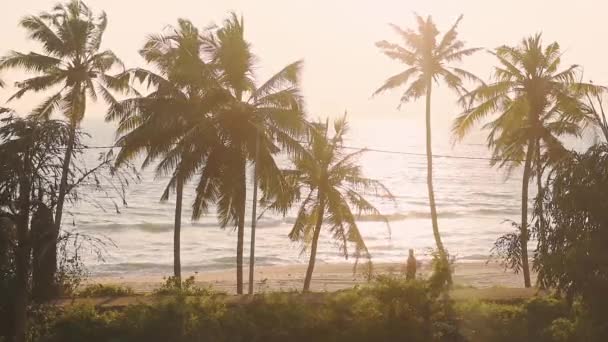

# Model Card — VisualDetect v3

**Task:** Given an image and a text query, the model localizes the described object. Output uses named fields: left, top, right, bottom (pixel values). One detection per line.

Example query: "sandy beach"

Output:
left=89, top=261, right=531, bottom=294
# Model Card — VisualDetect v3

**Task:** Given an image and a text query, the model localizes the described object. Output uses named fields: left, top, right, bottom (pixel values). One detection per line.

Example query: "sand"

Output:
left=89, top=261, right=533, bottom=294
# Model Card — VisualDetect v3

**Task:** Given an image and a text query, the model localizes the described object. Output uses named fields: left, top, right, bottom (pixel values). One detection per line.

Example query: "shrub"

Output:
left=152, top=276, right=218, bottom=297
left=30, top=278, right=605, bottom=342
left=77, top=284, right=134, bottom=298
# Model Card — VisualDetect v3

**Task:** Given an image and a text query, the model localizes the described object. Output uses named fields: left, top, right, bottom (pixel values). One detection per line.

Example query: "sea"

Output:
left=70, top=116, right=534, bottom=277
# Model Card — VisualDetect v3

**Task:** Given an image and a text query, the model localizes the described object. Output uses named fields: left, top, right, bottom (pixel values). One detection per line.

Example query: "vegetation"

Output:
left=19, top=277, right=605, bottom=342
left=264, top=116, right=393, bottom=291
left=152, top=276, right=220, bottom=297
left=374, top=14, right=480, bottom=268
left=77, top=284, right=134, bottom=298
left=535, top=144, right=608, bottom=338
left=453, top=34, right=597, bottom=287
left=2, top=0, right=608, bottom=340
left=107, top=19, right=217, bottom=284
left=0, top=0, right=128, bottom=240
left=0, top=114, right=75, bottom=341
left=194, top=13, right=307, bottom=294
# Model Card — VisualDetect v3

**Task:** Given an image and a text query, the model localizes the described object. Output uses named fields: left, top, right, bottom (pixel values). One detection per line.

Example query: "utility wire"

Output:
left=73, top=144, right=520, bottom=163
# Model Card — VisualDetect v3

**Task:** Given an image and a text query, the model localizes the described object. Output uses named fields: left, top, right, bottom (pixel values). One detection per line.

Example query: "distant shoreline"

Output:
left=88, top=261, right=532, bottom=294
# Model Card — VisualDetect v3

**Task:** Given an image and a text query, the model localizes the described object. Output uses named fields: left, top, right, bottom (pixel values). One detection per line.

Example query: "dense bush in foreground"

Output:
left=24, top=277, right=606, bottom=342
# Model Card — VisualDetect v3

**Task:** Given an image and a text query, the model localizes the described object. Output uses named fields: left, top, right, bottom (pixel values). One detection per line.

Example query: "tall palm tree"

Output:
left=196, top=13, right=306, bottom=294
left=373, top=15, right=480, bottom=262
left=106, top=19, right=222, bottom=283
left=453, top=34, right=597, bottom=287
left=0, top=0, right=127, bottom=238
left=265, top=116, right=393, bottom=291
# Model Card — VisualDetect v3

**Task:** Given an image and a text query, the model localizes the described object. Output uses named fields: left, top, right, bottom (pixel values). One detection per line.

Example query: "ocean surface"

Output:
left=70, top=117, right=528, bottom=277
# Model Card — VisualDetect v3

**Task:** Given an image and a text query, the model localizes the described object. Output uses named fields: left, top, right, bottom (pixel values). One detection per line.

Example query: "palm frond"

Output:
left=373, top=67, right=418, bottom=96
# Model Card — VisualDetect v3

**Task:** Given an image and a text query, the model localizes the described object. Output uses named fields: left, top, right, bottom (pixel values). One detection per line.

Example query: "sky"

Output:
left=1, top=0, right=607, bottom=140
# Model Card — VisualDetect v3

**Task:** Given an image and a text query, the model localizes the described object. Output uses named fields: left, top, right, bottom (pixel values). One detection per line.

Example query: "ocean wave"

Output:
left=84, top=219, right=289, bottom=233
left=91, top=256, right=292, bottom=276
left=470, top=192, right=515, bottom=200
left=458, top=254, right=490, bottom=261
left=210, top=256, right=289, bottom=266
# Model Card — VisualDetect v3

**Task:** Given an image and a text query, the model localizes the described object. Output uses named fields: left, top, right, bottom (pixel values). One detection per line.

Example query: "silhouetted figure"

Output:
left=406, top=249, right=417, bottom=281
left=31, top=203, right=58, bottom=302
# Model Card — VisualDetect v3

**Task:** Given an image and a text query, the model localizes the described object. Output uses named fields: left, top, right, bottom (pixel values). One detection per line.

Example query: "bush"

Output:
left=30, top=278, right=607, bottom=342
left=77, top=284, right=134, bottom=298
left=152, top=276, right=218, bottom=297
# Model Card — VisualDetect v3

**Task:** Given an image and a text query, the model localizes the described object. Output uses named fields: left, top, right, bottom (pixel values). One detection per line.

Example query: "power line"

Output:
left=340, top=145, right=512, bottom=162
left=75, top=143, right=518, bottom=163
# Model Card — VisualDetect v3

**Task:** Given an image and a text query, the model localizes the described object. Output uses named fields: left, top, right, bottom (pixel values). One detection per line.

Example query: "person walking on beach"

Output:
left=406, top=249, right=417, bottom=281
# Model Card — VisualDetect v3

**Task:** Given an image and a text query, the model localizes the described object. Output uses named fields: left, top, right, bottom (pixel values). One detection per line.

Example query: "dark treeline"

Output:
left=1, top=1, right=608, bottom=341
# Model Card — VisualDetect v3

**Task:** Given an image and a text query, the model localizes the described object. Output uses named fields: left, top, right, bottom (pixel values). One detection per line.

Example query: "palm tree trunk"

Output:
left=236, top=158, right=246, bottom=295
left=53, top=125, right=76, bottom=234
left=424, top=81, right=445, bottom=255
left=248, top=133, right=260, bottom=295
left=520, top=138, right=535, bottom=288
left=15, top=149, right=32, bottom=342
left=535, top=141, right=545, bottom=289
left=173, top=176, right=183, bottom=283
left=303, top=190, right=325, bottom=292
left=536, top=142, right=545, bottom=245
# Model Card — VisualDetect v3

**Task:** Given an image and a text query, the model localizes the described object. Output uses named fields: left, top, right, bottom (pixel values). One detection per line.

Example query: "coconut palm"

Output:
left=0, top=0, right=128, bottom=238
left=453, top=34, right=598, bottom=287
left=106, top=19, right=223, bottom=282
left=196, top=13, right=307, bottom=294
left=264, top=116, right=393, bottom=291
left=582, top=86, right=608, bottom=143
left=373, top=15, right=480, bottom=262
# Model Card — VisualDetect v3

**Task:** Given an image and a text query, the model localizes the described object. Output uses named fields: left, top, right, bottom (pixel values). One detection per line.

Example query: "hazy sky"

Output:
left=2, top=0, right=607, bottom=137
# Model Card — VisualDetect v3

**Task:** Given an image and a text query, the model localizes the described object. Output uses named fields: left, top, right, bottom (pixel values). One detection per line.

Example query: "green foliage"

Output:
left=374, top=14, right=481, bottom=103
left=428, top=249, right=454, bottom=295
left=29, top=278, right=608, bottom=342
left=264, top=116, right=394, bottom=290
left=456, top=300, right=527, bottom=341
left=152, top=276, right=219, bottom=297
left=535, top=144, right=608, bottom=340
left=77, top=284, right=134, bottom=298
left=0, top=0, right=128, bottom=123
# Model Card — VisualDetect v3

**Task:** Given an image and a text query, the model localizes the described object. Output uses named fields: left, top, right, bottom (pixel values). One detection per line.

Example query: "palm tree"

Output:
left=373, top=15, right=480, bottom=262
left=582, top=86, right=608, bottom=143
left=0, top=0, right=127, bottom=239
left=106, top=19, right=222, bottom=283
left=453, top=34, right=597, bottom=287
left=265, top=116, right=393, bottom=291
left=196, top=13, right=306, bottom=294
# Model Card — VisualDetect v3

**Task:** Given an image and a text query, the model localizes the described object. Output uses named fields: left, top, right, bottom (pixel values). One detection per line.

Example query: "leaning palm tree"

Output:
left=0, top=0, right=127, bottom=237
left=264, top=116, right=393, bottom=291
left=106, top=19, right=222, bottom=282
left=453, top=34, right=597, bottom=287
left=197, top=13, right=307, bottom=294
left=373, top=15, right=480, bottom=261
